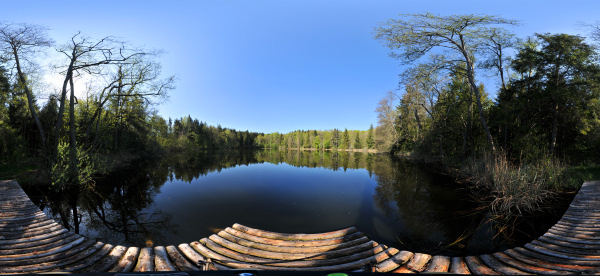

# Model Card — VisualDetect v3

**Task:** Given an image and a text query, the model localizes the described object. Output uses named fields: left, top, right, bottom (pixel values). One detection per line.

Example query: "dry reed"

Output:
left=465, top=153, right=570, bottom=215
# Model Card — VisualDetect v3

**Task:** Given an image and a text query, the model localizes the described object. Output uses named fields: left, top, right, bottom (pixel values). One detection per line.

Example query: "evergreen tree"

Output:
left=331, top=129, right=340, bottom=149
left=354, top=131, right=362, bottom=149
left=341, top=128, right=350, bottom=149
left=366, top=124, right=375, bottom=149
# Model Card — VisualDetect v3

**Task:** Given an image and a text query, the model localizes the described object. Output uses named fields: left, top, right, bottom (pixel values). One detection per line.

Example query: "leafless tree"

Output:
left=0, top=23, right=54, bottom=152
left=54, top=33, right=148, bottom=156
left=86, top=56, right=175, bottom=149
left=375, top=91, right=399, bottom=150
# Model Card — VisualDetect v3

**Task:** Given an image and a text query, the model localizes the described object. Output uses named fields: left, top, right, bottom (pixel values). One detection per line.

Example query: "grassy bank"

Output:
left=398, top=150, right=600, bottom=216
left=461, top=154, right=599, bottom=215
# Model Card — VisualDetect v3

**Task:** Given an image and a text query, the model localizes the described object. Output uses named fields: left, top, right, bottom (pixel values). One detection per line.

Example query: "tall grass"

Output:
left=464, top=153, right=581, bottom=215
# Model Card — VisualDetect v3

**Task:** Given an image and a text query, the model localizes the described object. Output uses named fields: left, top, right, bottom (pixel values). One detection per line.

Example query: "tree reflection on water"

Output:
left=24, top=149, right=563, bottom=254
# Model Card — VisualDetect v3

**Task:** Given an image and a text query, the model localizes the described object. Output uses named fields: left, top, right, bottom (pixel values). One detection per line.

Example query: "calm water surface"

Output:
left=23, top=150, right=566, bottom=256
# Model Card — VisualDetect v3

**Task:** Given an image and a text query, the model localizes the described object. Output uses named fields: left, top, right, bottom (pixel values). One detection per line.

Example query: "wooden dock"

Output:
left=1, top=179, right=600, bottom=274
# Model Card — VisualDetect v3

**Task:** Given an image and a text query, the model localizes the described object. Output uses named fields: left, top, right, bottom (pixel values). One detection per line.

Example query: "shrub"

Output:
left=51, top=142, right=95, bottom=190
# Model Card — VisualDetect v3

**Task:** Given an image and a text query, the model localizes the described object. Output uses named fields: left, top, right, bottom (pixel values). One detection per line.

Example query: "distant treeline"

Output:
left=254, top=126, right=375, bottom=151
left=164, top=116, right=378, bottom=152
left=164, top=116, right=258, bottom=150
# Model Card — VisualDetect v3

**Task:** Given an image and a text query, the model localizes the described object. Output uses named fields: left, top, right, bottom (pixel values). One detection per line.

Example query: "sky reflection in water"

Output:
left=31, top=150, right=519, bottom=255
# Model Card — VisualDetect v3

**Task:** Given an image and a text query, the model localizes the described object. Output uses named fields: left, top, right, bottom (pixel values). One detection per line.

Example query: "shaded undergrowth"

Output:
left=463, top=153, right=590, bottom=215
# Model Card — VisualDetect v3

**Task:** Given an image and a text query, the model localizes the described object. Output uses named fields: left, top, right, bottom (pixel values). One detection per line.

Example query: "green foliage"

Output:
left=375, top=13, right=517, bottom=64
left=166, top=115, right=260, bottom=151
left=0, top=67, right=25, bottom=163
left=374, top=14, right=600, bottom=216
left=51, top=142, right=94, bottom=190
left=497, top=33, right=600, bottom=161
left=256, top=129, right=374, bottom=152
left=366, top=124, right=375, bottom=149
left=341, top=128, right=350, bottom=149
left=376, top=13, right=519, bottom=153
left=353, top=131, right=362, bottom=149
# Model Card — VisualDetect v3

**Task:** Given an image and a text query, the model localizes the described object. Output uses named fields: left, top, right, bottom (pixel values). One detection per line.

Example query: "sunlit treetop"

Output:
left=374, top=13, right=519, bottom=64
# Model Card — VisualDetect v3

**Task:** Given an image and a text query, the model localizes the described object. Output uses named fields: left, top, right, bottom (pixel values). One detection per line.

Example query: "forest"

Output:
left=2, top=14, right=600, bottom=215
left=372, top=14, right=600, bottom=214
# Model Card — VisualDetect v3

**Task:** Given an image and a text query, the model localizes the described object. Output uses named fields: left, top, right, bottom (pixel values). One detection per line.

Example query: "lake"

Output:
left=22, top=150, right=568, bottom=256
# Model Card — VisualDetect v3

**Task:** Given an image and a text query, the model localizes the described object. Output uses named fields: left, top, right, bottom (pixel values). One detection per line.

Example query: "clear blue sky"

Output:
left=2, top=0, right=599, bottom=133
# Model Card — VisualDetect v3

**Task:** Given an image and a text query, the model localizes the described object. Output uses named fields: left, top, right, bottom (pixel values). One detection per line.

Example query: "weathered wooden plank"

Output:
left=0, top=216, right=54, bottom=229
left=509, top=247, right=598, bottom=272
left=0, top=238, right=97, bottom=267
left=524, top=242, right=600, bottom=264
left=551, top=223, right=600, bottom=233
left=390, top=265, right=416, bottom=273
left=0, top=228, right=70, bottom=247
left=548, top=227, right=600, bottom=240
left=108, top=247, right=139, bottom=272
left=0, top=231, right=76, bottom=251
left=232, top=223, right=356, bottom=241
left=0, top=241, right=105, bottom=273
left=559, top=216, right=600, bottom=225
left=531, top=239, right=600, bottom=256
left=465, top=256, right=500, bottom=275
left=0, top=218, right=56, bottom=233
left=154, top=246, right=177, bottom=271
left=0, top=236, right=86, bottom=261
left=423, top=255, right=450, bottom=273
left=0, top=212, right=47, bottom=223
left=491, top=252, right=571, bottom=275
left=450, top=257, right=470, bottom=274
left=543, top=232, right=600, bottom=245
left=388, top=253, right=431, bottom=273
left=0, top=206, right=41, bottom=215
left=0, top=218, right=57, bottom=229
left=224, top=227, right=365, bottom=247
left=166, top=245, right=200, bottom=271
left=218, top=228, right=369, bottom=253
left=555, top=221, right=600, bottom=230
left=190, top=240, right=387, bottom=271
left=371, top=247, right=399, bottom=266
left=0, top=209, right=39, bottom=216
left=0, top=195, right=36, bottom=202
left=374, top=250, right=413, bottom=272
left=78, top=245, right=128, bottom=272
left=0, top=223, right=65, bottom=239
left=200, top=237, right=384, bottom=268
left=405, top=252, right=431, bottom=272
left=538, top=235, right=600, bottom=250
left=60, top=243, right=115, bottom=272
left=209, top=233, right=376, bottom=261
left=189, top=241, right=243, bottom=269
left=178, top=243, right=208, bottom=266
left=0, top=232, right=81, bottom=256
left=133, top=247, right=154, bottom=272
left=478, top=254, right=530, bottom=275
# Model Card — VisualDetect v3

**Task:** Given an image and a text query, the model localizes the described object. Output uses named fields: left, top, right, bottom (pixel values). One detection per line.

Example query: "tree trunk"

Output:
left=550, top=103, right=559, bottom=154
left=55, top=56, right=75, bottom=158
left=13, top=49, right=46, bottom=152
left=454, top=34, right=496, bottom=154
left=68, top=76, right=79, bottom=186
left=465, top=56, right=496, bottom=153
left=499, top=46, right=507, bottom=92
left=69, top=187, right=79, bottom=234
left=414, top=108, right=422, bottom=131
